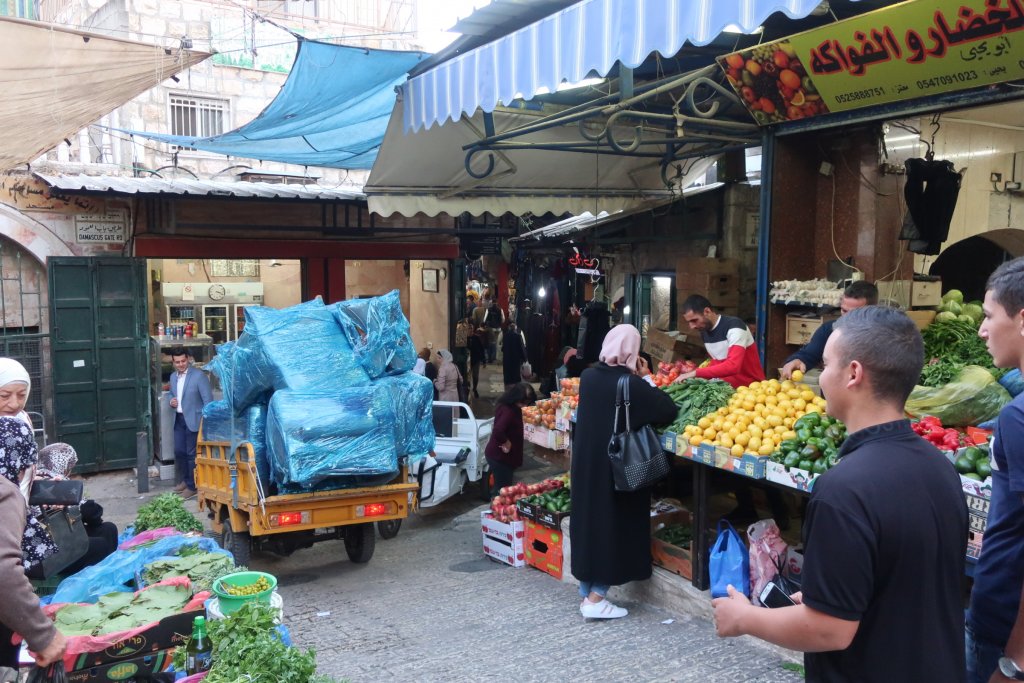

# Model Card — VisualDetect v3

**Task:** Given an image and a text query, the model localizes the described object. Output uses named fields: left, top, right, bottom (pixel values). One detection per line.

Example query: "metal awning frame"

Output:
left=459, top=63, right=761, bottom=189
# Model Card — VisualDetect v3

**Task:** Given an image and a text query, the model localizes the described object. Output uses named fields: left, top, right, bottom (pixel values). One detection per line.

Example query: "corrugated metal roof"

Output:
left=34, top=174, right=366, bottom=201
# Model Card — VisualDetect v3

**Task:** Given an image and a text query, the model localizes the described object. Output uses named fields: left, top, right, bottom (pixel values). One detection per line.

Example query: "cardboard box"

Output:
left=651, top=537, right=693, bottom=579
left=644, top=328, right=706, bottom=363
left=650, top=503, right=688, bottom=534
left=481, top=510, right=525, bottom=567
left=677, top=272, right=739, bottom=292
left=906, top=309, right=936, bottom=330
left=783, top=546, right=804, bottom=588
left=67, top=649, right=175, bottom=683
left=765, top=461, right=819, bottom=492
left=693, top=443, right=768, bottom=478
left=68, top=610, right=203, bottom=671
left=960, top=473, right=993, bottom=499
left=967, top=491, right=990, bottom=537
left=525, top=521, right=564, bottom=579
left=676, top=257, right=739, bottom=277
left=516, top=497, right=541, bottom=522
left=967, top=530, right=984, bottom=561
left=731, top=453, right=770, bottom=479
left=705, top=290, right=740, bottom=308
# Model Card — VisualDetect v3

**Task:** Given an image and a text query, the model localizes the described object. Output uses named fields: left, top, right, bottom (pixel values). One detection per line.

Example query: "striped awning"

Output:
left=402, top=0, right=852, bottom=132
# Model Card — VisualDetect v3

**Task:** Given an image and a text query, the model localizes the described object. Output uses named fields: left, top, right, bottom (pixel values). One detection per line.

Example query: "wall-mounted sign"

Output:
left=569, top=247, right=603, bottom=277
left=74, top=208, right=128, bottom=244
left=718, top=0, right=1024, bottom=125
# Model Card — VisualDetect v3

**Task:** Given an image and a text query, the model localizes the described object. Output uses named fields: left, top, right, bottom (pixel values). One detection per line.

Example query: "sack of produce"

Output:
left=266, top=389, right=398, bottom=489
left=906, top=365, right=1012, bottom=427
left=372, top=373, right=435, bottom=462
left=201, top=401, right=272, bottom=493
left=230, top=299, right=371, bottom=414
left=330, top=290, right=417, bottom=378
left=999, top=368, right=1024, bottom=398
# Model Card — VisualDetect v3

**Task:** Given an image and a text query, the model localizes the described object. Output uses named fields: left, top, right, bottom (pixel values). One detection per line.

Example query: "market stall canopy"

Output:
left=402, top=0, right=865, bottom=133
left=365, top=98, right=717, bottom=218
left=0, top=16, right=210, bottom=172
left=122, top=40, right=427, bottom=170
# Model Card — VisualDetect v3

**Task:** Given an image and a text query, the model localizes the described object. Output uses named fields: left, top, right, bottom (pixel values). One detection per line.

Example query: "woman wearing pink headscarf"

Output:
left=569, top=324, right=678, bottom=620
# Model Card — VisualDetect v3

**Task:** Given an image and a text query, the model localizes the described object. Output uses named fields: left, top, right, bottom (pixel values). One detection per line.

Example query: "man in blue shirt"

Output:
left=967, top=257, right=1024, bottom=683
left=780, top=281, right=878, bottom=380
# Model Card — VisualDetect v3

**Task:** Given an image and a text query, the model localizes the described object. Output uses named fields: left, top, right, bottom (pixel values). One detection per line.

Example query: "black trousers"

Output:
left=486, top=457, right=515, bottom=499
left=0, top=623, right=16, bottom=669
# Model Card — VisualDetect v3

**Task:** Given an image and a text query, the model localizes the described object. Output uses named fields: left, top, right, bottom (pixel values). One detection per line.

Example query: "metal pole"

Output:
left=755, top=130, right=776, bottom=365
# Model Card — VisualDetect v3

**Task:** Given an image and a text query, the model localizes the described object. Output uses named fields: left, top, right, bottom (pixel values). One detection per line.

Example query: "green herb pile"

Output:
left=55, top=584, right=191, bottom=636
left=134, top=493, right=203, bottom=533
left=921, top=319, right=1005, bottom=385
left=659, top=379, right=735, bottom=434
left=175, top=602, right=333, bottom=683
left=142, top=552, right=235, bottom=593
left=653, top=524, right=692, bottom=547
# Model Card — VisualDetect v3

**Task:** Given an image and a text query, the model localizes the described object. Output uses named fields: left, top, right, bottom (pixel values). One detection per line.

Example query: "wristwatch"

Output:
left=999, top=657, right=1024, bottom=680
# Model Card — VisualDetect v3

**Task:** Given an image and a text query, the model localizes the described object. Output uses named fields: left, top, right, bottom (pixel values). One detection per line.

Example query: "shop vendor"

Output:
left=780, top=281, right=878, bottom=380
left=674, top=295, right=765, bottom=389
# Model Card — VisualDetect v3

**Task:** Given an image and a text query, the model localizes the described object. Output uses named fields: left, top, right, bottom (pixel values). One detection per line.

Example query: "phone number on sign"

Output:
left=916, top=70, right=978, bottom=89
left=834, top=86, right=887, bottom=104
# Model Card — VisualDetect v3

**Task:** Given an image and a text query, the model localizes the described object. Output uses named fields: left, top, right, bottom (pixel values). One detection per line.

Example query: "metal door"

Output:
left=49, top=258, right=150, bottom=472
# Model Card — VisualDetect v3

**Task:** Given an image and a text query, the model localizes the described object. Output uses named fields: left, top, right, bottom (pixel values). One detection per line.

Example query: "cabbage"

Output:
left=906, top=365, right=1012, bottom=426
left=940, top=300, right=963, bottom=315
left=935, top=311, right=957, bottom=323
left=962, top=303, right=984, bottom=323
left=957, top=314, right=977, bottom=326
left=942, top=289, right=964, bottom=304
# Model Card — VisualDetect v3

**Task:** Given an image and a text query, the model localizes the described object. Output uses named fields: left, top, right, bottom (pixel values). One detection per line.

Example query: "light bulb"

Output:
left=538, top=287, right=547, bottom=298
left=623, top=305, right=631, bottom=315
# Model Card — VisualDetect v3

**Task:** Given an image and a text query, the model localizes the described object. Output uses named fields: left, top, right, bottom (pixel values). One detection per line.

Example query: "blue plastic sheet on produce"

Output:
left=49, top=535, right=229, bottom=605
left=373, top=373, right=435, bottom=461
left=201, top=400, right=272, bottom=492
left=1000, top=369, right=1024, bottom=397
left=230, top=299, right=371, bottom=414
left=207, top=341, right=237, bottom=407
left=330, top=290, right=416, bottom=378
left=266, top=389, right=398, bottom=489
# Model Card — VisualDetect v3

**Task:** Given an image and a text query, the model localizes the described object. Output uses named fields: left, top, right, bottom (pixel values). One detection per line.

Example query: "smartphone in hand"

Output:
left=759, top=581, right=797, bottom=608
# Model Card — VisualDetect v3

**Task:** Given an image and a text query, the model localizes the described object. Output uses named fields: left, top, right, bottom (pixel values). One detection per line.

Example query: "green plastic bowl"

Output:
left=212, top=571, right=277, bottom=615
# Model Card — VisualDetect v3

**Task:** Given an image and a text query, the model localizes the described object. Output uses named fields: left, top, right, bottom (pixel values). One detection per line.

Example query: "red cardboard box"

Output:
left=481, top=510, right=525, bottom=567
left=525, top=521, right=564, bottom=579
left=66, top=648, right=174, bottom=682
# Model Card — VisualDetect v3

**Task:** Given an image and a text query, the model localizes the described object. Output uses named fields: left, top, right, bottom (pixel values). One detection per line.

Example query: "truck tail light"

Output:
left=269, top=511, right=310, bottom=527
left=356, top=502, right=392, bottom=517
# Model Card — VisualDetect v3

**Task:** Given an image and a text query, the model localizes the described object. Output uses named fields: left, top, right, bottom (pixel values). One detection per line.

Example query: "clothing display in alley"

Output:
left=577, top=301, right=612, bottom=364
left=900, top=157, right=962, bottom=255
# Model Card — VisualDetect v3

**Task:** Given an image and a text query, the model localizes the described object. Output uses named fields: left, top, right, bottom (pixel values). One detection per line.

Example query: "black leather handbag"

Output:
left=607, top=374, right=671, bottom=492
left=26, top=480, right=89, bottom=579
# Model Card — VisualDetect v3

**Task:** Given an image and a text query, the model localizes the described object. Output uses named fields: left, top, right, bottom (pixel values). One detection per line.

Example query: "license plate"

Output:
left=314, top=527, right=336, bottom=536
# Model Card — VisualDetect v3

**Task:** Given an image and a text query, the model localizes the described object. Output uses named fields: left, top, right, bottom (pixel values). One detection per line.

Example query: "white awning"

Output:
left=402, top=0, right=856, bottom=132
left=0, top=16, right=210, bottom=172
left=366, top=98, right=718, bottom=218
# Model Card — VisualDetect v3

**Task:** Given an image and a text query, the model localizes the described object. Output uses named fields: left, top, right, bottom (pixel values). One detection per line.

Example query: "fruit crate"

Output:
left=481, top=510, right=525, bottom=567
left=651, top=536, right=692, bottom=580
left=516, top=497, right=541, bottom=522
left=534, top=505, right=569, bottom=531
left=660, top=431, right=678, bottom=454
left=525, top=520, right=564, bottom=579
left=730, top=453, right=770, bottom=479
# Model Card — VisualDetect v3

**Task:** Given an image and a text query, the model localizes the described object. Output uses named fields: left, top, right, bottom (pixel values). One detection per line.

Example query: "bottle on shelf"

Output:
left=157, top=322, right=165, bottom=337
left=185, top=615, right=213, bottom=674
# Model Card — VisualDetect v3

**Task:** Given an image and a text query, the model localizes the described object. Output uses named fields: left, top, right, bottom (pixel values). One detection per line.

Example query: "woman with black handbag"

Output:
left=0, top=417, right=66, bottom=670
left=570, top=325, right=678, bottom=619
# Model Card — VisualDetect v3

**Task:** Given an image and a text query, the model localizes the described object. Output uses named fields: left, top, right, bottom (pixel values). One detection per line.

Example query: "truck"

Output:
left=195, top=435, right=419, bottom=566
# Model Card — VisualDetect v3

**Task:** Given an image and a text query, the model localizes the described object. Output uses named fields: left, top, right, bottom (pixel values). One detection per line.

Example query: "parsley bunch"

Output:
left=134, top=493, right=203, bottom=533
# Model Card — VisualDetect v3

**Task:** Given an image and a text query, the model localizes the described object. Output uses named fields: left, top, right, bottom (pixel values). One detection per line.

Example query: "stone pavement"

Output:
left=84, top=467, right=802, bottom=683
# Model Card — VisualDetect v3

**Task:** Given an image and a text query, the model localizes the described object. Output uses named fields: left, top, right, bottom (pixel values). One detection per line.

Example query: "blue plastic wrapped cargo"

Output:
left=201, top=400, right=272, bottom=495
left=372, top=373, right=435, bottom=462
left=230, top=299, right=371, bottom=414
left=330, top=290, right=417, bottom=378
left=266, top=389, right=398, bottom=490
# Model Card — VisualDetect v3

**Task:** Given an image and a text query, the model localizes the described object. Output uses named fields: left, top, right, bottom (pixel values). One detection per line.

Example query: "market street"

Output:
left=92, top=457, right=802, bottom=683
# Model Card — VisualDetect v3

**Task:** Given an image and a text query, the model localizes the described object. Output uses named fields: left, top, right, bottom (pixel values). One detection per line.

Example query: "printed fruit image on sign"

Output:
left=720, top=41, right=829, bottom=124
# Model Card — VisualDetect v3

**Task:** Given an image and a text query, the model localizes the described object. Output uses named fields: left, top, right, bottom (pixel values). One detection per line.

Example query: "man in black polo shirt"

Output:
left=712, top=306, right=967, bottom=682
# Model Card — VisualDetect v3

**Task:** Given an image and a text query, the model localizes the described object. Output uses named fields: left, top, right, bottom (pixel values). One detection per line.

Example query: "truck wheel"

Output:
left=344, top=523, right=376, bottom=563
left=222, top=522, right=252, bottom=567
left=377, top=519, right=401, bottom=539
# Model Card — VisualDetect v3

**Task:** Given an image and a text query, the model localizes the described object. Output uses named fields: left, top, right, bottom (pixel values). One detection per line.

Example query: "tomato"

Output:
left=758, top=97, right=776, bottom=114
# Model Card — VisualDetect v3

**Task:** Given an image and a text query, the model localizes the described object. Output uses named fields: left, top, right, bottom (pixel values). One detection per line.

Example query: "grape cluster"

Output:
left=222, top=576, right=271, bottom=596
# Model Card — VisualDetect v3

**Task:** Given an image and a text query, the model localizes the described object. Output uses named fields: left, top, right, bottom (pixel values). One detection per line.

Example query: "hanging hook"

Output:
left=926, top=113, right=940, bottom=161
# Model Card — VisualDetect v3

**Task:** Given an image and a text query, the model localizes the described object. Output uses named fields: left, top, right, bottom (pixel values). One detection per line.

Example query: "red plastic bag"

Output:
left=748, top=519, right=789, bottom=606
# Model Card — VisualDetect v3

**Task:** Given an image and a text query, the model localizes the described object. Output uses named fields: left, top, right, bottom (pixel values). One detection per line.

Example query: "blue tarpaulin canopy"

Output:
left=124, top=39, right=426, bottom=170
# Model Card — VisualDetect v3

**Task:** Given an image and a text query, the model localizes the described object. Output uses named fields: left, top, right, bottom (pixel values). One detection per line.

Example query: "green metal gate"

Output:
left=48, top=258, right=150, bottom=472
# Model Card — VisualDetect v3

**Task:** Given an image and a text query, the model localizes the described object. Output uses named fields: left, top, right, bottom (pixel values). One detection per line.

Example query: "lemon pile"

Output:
left=681, top=379, right=827, bottom=457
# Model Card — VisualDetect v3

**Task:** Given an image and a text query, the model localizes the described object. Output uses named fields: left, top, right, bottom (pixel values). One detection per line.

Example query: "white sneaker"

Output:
left=580, top=598, right=628, bottom=619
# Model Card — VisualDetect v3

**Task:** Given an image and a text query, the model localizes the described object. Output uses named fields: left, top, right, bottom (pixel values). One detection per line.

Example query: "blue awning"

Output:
left=402, top=0, right=854, bottom=133
left=124, top=40, right=426, bottom=170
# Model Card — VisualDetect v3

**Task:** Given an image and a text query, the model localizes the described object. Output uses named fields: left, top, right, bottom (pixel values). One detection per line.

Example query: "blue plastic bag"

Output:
left=709, top=520, right=750, bottom=599
left=1000, top=368, right=1024, bottom=398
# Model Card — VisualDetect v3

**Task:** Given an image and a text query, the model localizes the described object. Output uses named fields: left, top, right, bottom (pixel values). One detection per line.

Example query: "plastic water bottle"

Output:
left=157, top=322, right=165, bottom=337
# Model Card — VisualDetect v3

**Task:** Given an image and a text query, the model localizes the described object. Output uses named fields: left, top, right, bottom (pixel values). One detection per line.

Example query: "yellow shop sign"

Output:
left=718, top=0, right=1024, bottom=125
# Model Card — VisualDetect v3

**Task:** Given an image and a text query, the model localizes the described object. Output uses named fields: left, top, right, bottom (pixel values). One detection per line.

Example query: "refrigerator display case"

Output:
left=166, top=305, right=198, bottom=328
left=234, top=303, right=257, bottom=339
left=202, top=305, right=230, bottom=344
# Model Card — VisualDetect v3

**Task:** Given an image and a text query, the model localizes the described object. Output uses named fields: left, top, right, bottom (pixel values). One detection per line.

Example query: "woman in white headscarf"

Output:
left=433, top=349, right=462, bottom=402
left=0, top=358, right=78, bottom=475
